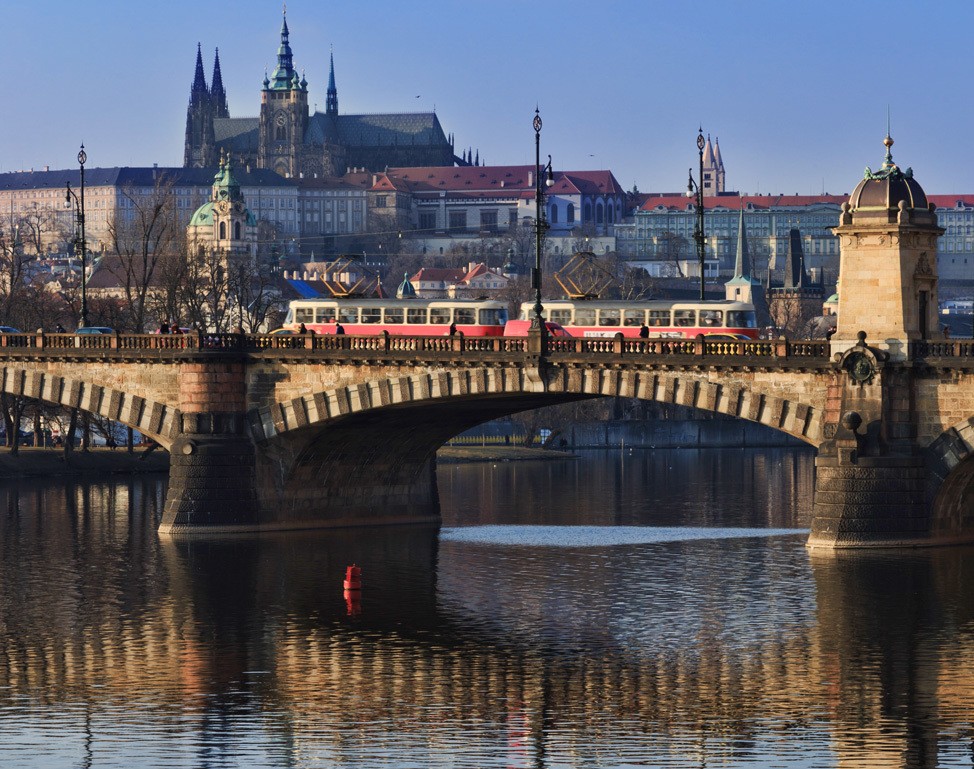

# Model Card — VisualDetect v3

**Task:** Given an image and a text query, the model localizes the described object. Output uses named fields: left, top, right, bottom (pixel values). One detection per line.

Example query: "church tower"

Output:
left=184, top=44, right=217, bottom=167
left=700, top=135, right=724, bottom=196
left=326, top=49, right=338, bottom=116
left=187, top=151, right=258, bottom=268
left=258, top=10, right=309, bottom=177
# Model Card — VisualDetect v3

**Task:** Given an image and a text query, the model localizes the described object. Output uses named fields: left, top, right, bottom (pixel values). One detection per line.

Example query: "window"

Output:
left=596, top=202, right=604, bottom=224
left=449, top=211, right=467, bottom=232
left=233, top=221, right=241, bottom=239
left=674, top=310, right=696, bottom=326
left=727, top=310, right=757, bottom=329
left=478, top=308, right=508, bottom=326
left=509, top=209, right=518, bottom=229
left=429, top=308, right=451, bottom=324
left=338, top=307, right=359, bottom=324
left=583, top=202, right=592, bottom=222
left=549, top=309, right=572, bottom=325
left=375, top=196, right=387, bottom=208
left=407, top=308, right=427, bottom=324
left=383, top=307, right=404, bottom=324
left=315, top=307, right=335, bottom=323
left=219, top=221, right=226, bottom=239
left=648, top=309, right=670, bottom=327
left=419, top=212, right=436, bottom=231
left=567, top=203, right=575, bottom=224
left=454, top=308, right=475, bottom=325
left=480, top=210, right=498, bottom=232
left=295, top=306, right=314, bottom=323
left=699, top=309, right=723, bottom=327
left=361, top=307, right=381, bottom=323
left=623, top=309, right=645, bottom=327
left=574, top=308, right=596, bottom=326
left=597, top=309, right=620, bottom=326
left=550, top=204, right=558, bottom=224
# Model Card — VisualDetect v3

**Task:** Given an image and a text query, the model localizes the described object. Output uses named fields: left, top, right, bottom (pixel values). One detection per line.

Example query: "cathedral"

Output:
left=184, top=11, right=458, bottom=177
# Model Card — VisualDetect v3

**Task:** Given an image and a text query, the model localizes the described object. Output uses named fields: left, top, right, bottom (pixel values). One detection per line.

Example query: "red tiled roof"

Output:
left=410, top=267, right=466, bottom=283
left=376, top=165, right=623, bottom=197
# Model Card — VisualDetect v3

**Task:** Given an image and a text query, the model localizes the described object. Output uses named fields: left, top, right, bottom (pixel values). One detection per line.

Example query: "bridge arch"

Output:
left=0, top=367, right=179, bottom=449
left=926, top=418, right=974, bottom=538
left=252, top=365, right=824, bottom=448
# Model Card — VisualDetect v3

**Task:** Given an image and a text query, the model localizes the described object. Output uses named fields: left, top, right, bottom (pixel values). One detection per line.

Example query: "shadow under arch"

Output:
left=245, top=366, right=825, bottom=530
left=0, top=366, right=179, bottom=449
left=926, top=417, right=974, bottom=540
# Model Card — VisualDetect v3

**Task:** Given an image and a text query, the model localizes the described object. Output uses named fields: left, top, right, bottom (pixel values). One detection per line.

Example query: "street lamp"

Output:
left=685, top=128, right=706, bottom=301
left=65, top=144, right=89, bottom=328
left=532, top=108, right=554, bottom=332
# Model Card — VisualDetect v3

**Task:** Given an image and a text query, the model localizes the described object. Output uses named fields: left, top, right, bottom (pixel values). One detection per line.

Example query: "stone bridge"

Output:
left=0, top=328, right=972, bottom=548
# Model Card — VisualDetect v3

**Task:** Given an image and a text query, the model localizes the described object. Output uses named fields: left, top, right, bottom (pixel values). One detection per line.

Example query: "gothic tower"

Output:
left=211, top=48, right=229, bottom=119
left=326, top=49, right=338, bottom=116
left=258, top=10, right=309, bottom=177
left=700, top=135, right=724, bottom=196
left=184, top=44, right=217, bottom=167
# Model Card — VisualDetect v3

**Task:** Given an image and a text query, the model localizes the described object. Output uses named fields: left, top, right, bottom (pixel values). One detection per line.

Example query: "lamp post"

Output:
left=531, top=108, right=554, bottom=331
left=685, top=128, right=706, bottom=301
left=65, top=144, right=89, bottom=328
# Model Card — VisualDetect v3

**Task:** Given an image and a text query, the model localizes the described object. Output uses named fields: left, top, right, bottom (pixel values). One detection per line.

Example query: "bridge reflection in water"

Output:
left=1, top=455, right=974, bottom=767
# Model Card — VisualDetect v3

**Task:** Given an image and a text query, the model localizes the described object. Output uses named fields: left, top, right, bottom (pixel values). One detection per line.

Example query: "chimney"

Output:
left=43, top=165, right=49, bottom=172
left=528, top=171, right=533, bottom=187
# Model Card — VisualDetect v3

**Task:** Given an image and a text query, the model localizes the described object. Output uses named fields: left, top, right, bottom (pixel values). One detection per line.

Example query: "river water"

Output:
left=1, top=448, right=973, bottom=768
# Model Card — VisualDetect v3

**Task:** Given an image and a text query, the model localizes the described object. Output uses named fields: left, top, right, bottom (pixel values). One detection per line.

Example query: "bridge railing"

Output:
left=0, top=331, right=829, bottom=360
left=913, top=340, right=974, bottom=360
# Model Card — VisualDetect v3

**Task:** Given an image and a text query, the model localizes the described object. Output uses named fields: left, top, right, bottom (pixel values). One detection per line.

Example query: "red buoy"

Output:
left=343, top=564, right=362, bottom=591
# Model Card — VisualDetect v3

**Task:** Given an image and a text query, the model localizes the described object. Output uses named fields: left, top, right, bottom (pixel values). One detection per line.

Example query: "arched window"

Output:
left=550, top=204, right=558, bottom=224
left=583, top=202, right=591, bottom=222
left=607, top=204, right=614, bottom=224
left=219, top=221, right=227, bottom=240
left=596, top=202, right=604, bottom=224
left=567, top=203, right=575, bottom=223
left=234, top=221, right=241, bottom=239
left=276, top=125, right=287, bottom=141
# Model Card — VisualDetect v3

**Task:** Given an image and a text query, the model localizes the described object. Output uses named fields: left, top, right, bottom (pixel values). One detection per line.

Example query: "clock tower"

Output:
left=257, top=10, right=308, bottom=177
left=187, top=151, right=258, bottom=270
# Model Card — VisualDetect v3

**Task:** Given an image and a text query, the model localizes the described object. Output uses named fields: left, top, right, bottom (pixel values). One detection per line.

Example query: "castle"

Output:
left=184, top=11, right=457, bottom=177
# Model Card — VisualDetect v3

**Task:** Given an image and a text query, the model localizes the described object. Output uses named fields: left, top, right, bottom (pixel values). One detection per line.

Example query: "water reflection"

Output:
left=0, top=451, right=972, bottom=767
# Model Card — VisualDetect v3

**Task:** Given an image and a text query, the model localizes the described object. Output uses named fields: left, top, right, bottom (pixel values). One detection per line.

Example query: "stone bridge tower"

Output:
left=810, top=135, right=948, bottom=548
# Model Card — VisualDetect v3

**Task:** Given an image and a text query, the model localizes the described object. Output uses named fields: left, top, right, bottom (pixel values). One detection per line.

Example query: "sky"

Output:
left=2, top=0, right=972, bottom=196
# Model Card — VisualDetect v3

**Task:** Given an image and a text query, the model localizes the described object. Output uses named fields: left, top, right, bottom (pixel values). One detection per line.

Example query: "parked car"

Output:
left=0, top=326, right=20, bottom=333
left=76, top=327, right=115, bottom=334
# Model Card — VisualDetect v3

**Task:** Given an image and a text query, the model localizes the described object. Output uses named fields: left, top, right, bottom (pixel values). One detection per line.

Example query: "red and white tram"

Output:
left=519, top=299, right=758, bottom=339
left=283, top=298, right=510, bottom=336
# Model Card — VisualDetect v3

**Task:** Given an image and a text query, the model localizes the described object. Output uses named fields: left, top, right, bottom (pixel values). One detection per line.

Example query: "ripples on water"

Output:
left=1, top=449, right=974, bottom=768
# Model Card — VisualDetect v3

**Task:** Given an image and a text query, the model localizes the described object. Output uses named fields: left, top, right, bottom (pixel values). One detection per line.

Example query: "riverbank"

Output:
left=0, top=447, right=169, bottom=477
left=437, top=446, right=575, bottom=463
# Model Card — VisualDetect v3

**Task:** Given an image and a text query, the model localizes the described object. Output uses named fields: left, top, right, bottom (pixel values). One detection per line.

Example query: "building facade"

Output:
left=185, top=11, right=457, bottom=178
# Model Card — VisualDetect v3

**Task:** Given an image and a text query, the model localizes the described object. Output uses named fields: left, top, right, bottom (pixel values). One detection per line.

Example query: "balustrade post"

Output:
left=111, top=331, right=119, bottom=350
left=451, top=330, right=464, bottom=353
left=694, top=333, right=705, bottom=356
left=614, top=332, right=624, bottom=355
left=382, top=329, right=390, bottom=352
left=775, top=335, right=789, bottom=358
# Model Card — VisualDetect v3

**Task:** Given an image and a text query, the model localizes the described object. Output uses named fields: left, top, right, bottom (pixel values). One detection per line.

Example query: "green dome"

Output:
left=189, top=202, right=215, bottom=227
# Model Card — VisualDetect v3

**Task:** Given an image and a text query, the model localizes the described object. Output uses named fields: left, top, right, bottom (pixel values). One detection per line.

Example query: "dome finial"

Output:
left=883, top=106, right=894, bottom=167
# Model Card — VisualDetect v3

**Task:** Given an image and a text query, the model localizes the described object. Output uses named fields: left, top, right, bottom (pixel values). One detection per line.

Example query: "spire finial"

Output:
left=883, top=106, right=894, bottom=166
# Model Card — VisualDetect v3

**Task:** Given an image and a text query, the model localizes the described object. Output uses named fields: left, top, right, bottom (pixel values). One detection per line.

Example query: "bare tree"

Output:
left=105, top=175, right=183, bottom=331
left=18, top=203, right=59, bottom=256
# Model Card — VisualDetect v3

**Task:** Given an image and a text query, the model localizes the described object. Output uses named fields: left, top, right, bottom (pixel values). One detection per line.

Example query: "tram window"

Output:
left=454, top=308, right=475, bottom=325
left=295, top=307, right=314, bottom=324
left=623, top=310, right=645, bottom=327
left=361, top=307, right=381, bottom=324
left=574, top=308, right=596, bottom=326
left=478, top=308, right=509, bottom=326
left=598, top=309, right=621, bottom=326
left=429, top=308, right=451, bottom=324
left=648, top=310, right=670, bottom=327
left=383, top=307, right=404, bottom=324
left=674, top=310, right=696, bottom=327
left=315, top=307, right=334, bottom=323
left=338, top=307, right=359, bottom=324
left=727, top=310, right=757, bottom=328
left=699, top=309, right=723, bottom=327
left=549, top=309, right=572, bottom=325
left=407, top=308, right=427, bottom=324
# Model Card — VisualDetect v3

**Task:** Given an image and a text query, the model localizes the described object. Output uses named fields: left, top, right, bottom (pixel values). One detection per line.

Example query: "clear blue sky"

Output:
left=2, top=0, right=971, bottom=195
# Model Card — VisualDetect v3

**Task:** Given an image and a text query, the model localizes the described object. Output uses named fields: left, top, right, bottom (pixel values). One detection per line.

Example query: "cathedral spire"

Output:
left=326, top=47, right=338, bottom=115
left=268, top=7, right=296, bottom=90
left=211, top=47, right=229, bottom=118
left=191, top=43, right=208, bottom=103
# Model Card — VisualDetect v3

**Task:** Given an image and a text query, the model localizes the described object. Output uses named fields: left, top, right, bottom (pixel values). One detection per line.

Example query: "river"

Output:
left=1, top=448, right=973, bottom=768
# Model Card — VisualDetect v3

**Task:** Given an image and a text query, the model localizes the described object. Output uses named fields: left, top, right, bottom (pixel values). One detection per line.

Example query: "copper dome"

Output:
left=848, top=135, right=928, bottom=211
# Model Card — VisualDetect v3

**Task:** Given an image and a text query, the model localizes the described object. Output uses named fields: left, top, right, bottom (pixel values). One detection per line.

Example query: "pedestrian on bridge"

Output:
left=335, top=322, right=346, bottom=335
